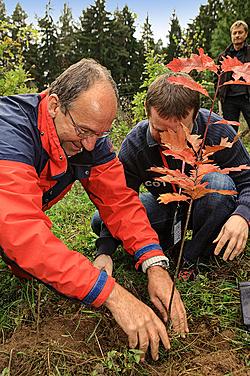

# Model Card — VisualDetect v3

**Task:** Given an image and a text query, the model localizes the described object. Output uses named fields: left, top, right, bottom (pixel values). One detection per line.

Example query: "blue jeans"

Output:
left=91, top=173, right=237, bottom=264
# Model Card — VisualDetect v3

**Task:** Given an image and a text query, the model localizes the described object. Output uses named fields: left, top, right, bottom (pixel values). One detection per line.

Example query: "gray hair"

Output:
left=49, top=58, right=119, bottom=111
left=145, top=72, right=200, bottom=121
left=230, top=20, right=248, bottom=33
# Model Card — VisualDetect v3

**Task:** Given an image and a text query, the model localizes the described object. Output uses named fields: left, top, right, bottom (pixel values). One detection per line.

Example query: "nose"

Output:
left=80, top=136, right=98, bottom=151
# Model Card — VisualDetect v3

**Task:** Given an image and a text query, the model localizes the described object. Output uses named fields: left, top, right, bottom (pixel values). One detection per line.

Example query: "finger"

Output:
left=147, top=324, right=160, bottom=361
left=155, top=318, right=171, bottom=351
left=214, top=234, right=228, bottom=256
left=222, top=237, right=237, bottom=261
left=228, top=237, right=247, bottom=260
left=128, top=331, right=138, bottom=350
left=151, top=296, right=168, bottom=322
left=138, top=328, right=149, bottom=362
left=170, top=295, right=189, bottom=336
left=213, top=228, right=224, bottom=244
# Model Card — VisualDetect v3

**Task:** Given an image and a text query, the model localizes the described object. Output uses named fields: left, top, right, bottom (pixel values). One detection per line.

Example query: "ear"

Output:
left=47, top=94, right=60, bottom=118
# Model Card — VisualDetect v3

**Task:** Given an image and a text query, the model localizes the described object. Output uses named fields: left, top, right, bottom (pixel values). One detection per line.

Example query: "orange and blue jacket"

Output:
left=0, top=93, right=164, bottom=307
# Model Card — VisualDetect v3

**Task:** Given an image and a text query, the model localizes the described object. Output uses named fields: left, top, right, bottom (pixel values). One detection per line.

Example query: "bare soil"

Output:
left=0, top=304, right=249, bottom=376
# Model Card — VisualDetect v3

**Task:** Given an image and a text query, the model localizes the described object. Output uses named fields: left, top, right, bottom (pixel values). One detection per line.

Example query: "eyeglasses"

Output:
left=66, top=109, right=110, bottom=139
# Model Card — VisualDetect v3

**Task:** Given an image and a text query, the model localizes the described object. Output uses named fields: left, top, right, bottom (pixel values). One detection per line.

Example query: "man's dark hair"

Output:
left=49, top=58, right=119, bottom=111
left=145, top=72, right=200, bottom=121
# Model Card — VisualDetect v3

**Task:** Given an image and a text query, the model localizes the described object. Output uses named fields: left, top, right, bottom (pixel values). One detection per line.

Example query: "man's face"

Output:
left=231, top=25, right=248, bottom=50
left=49, top=81, right=117, bottom=156
left=149, top=107, right=195, bottom=144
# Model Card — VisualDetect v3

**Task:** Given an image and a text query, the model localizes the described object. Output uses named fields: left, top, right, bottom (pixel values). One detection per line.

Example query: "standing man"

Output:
left=92, top=72, right=250, bottom=280
left=0, top=59, right=188, bottom=361
left=217, top=20, right=250, bottom=132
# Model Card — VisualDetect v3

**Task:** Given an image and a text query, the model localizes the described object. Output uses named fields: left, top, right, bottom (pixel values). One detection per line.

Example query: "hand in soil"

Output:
left=93, top=254, right=113, bottom=275
left=147, top=266, right=189, bottom=336
left=104, top=282, right=170, bottom=361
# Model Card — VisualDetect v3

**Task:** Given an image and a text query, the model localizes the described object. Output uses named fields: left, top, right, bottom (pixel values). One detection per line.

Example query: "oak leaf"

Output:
left=183, top=184, right=237, bottom=200
left=232, top=63, right=250, bottom=81
left=203, top=137, right=235, bottom=158
left=167, top=76, right=209, bottom=97
left=220, top=165, right=250, bottom=174
left=160, top=123, right=187, bottom=150
left=213, top=119, right=240, bottom=127
left=158, top=193, right=189, bottom=204
left=163, top=148, right=196, bottom=165
left=166, top=48, right=218, bottom=74
left=221, top=55, right=243, bottom=73
left=222, top=79, right=250, bottom=86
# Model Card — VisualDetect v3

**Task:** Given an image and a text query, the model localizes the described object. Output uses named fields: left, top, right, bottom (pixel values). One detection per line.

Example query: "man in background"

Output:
left=217, top=20, right=250, bottom=132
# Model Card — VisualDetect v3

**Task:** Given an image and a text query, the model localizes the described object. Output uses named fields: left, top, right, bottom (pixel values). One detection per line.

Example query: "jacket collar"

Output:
left=38, top=92, right=68, bottom=179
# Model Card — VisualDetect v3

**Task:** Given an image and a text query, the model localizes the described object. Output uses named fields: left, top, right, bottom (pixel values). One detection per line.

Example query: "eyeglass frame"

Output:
left=66, top=108, right=111, bottom=139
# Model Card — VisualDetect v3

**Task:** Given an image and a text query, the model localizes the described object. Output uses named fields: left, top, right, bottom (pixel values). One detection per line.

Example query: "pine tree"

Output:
left=140, top=14, right=155, bottom=54
left=166, top=11, right=182, bottom=62
left=0, top=0, right=7, bottom=21
left=37, top=1, right=59, bottom=90
left=76, top=0, right=112, bottom=64
left=112, top=5, right=144, bottom=98
left=57, top=3, right=76, bottom=70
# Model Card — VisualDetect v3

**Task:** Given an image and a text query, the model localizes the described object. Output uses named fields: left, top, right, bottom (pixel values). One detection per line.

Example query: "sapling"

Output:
left=153, top=48, right=250, bottom=323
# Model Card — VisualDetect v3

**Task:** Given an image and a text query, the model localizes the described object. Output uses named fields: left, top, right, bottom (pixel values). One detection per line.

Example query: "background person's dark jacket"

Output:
left=216, top=42, right=250, bottom=102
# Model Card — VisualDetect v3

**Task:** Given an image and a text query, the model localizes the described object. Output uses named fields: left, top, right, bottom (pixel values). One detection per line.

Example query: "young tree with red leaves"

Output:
left=92, top=48, right=250, bottom=338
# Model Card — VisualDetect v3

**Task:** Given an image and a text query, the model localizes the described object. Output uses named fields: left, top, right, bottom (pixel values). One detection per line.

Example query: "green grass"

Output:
left=0, top=116, right=250, bottom=375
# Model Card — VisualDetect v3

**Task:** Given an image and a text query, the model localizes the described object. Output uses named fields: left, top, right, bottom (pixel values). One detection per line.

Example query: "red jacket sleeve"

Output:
left=84, top=157, right=165, bottom=268
left=0, top=160, right=115, bottom=307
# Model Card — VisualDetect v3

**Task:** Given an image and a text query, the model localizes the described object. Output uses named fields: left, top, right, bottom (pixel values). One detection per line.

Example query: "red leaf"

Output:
left=182, top=125, right=203, bottom=152
left=232, top=63, right=250, bottom=81
left=163, top=148, right=196, bottom=165
left=220, top=165, right=250, bottom=174
left=193, top=164, right=220, bottom=180
left=150, top=167, right=187, bottom=180
left=213, top=119, right=240, bottom=127
left=160, top=123, right=187, bottom=150
left=156, top=176, right=195, bottom=190
left=158, top=193, right=189, bottom=205
left=221, top=56, right=243, bottom=73
left=203, top=137, right=235, bottom=158
left=166, top=48, right=218, bottom=74
left=167, top=76, right=209, bottom=97
left=184, top=185, right=237, bottom=200
left=222, top=80, right=250, bottom=86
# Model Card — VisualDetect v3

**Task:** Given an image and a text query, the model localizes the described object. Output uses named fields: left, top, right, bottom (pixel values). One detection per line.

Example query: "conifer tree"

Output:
left=57, top=3, right=76, bottom=70
left=141, top=14, right=155, bottom=54
left=76, top=0, right=111, bottom=65
left=166, top=11, right=182, bottom=62
left=37, top=1, right=59, bottom=90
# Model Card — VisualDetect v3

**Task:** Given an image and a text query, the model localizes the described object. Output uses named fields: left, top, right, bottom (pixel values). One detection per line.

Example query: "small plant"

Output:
left=153, top=48, right=250, bottom=317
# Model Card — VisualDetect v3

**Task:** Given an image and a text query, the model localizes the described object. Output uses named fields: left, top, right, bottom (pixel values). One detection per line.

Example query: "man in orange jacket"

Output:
left=0, top=58, right=188, bottom=361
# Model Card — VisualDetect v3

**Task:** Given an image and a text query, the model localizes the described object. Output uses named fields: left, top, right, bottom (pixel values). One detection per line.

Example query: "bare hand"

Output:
left=104, top=283, right=170, bottom=361
left=93, top=255, right=113, bottom=276
left=213, top=215, right=249, bottom=261
left=147, top=266, right=189, bottom=336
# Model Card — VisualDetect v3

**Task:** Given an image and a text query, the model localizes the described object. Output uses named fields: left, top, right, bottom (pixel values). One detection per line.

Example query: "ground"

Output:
left=0, top=128, right=250, bottom=376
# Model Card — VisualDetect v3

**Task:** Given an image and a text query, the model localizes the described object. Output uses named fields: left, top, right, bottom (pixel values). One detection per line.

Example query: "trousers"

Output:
left=91, top=173, right=237, bottom=264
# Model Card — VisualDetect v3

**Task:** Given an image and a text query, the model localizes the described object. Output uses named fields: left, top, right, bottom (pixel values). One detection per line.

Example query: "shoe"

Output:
left=178, top=260, right=198, bottom=281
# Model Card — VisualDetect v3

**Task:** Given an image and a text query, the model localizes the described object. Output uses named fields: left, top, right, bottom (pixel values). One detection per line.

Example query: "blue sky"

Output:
left=4, top=0, right=208, bottom=44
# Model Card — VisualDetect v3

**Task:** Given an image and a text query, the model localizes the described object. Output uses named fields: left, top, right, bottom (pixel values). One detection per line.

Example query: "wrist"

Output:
left=142, top=256, right=169, bottom=273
